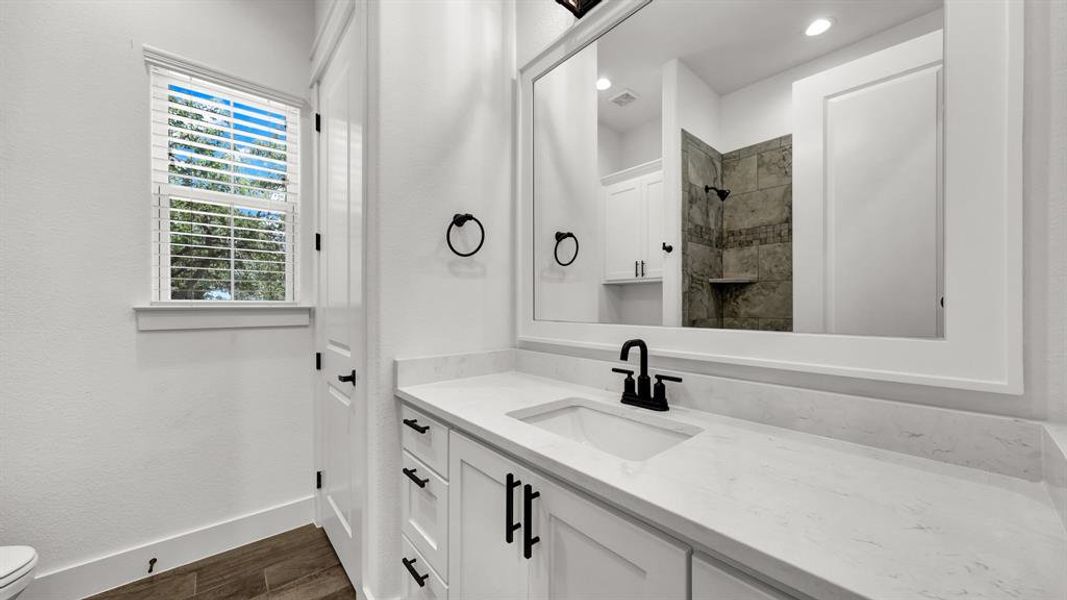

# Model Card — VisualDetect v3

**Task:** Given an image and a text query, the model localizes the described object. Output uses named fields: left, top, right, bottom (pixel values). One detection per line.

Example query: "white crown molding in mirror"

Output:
left=516, top=0, right=1023, bottom=394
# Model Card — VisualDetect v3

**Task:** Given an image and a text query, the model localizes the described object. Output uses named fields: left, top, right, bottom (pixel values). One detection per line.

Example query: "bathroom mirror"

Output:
left=532, top=0, right=946, bottom=338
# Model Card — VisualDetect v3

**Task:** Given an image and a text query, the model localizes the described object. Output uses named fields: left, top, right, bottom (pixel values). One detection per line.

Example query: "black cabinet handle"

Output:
left=402, top=467, right=429, bottom=488
left=337, top=369, right=357, bottom=385
left=634, top=260, right=638, bottom=277
left=506, top=473, right=522, bottom=543
left=403, top=418, right=429, bottom=434
left=523, top=484, right=540, bottom=559
left=641, top=260, right=645, bottom=277
left=402, top=557, right=430, bottom=587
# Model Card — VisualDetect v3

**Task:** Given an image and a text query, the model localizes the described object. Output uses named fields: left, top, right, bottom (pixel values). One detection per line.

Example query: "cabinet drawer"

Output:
left=401, top=450, right=449, bottom=578
left=401, top=403, right=449, bottom=478
left=401, top=534, right=447, bottom=600
left=692, top=552, right=792, bottom=600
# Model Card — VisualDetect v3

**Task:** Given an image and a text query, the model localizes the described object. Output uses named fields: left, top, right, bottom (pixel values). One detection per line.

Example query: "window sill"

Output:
left=133, top=304, right=313, bottom=331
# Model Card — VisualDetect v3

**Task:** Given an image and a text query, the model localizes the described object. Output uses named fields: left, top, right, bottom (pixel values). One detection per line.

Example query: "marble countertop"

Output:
left=397, top=371, right=1066, bottom=600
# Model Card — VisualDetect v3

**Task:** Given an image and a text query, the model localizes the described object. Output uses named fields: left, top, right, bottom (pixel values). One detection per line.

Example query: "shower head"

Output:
left=704, top=185, right=731, bottom=201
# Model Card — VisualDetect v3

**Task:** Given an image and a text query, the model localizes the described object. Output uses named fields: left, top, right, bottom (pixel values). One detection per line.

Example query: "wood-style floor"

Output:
left=87, top=525, right=356, bottom=600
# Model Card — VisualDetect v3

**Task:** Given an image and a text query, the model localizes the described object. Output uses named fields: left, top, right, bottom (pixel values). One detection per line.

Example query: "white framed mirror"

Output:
left=518, top=0, right=1022, bottom=393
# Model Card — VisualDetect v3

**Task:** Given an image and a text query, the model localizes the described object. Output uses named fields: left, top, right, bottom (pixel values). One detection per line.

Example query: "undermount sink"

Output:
left=508, top=397, right=702, bottom=461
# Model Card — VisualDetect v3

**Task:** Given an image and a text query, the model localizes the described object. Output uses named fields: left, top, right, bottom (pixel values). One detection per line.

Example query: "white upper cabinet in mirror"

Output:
left=519, top=0, right=1022, bottom=393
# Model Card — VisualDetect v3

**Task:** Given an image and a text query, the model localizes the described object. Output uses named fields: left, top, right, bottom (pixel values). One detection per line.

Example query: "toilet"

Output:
left=0, top=547, right=37, bottom=600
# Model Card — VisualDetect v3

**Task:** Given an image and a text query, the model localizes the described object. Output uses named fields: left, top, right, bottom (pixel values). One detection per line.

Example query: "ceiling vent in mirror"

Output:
left=555, top=0, right=602, bottom=19
left=610, top=89, right=639, bottom=107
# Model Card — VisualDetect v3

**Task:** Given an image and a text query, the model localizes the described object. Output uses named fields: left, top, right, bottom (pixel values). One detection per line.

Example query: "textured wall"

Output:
left=0, top=0, right=315, bottom=577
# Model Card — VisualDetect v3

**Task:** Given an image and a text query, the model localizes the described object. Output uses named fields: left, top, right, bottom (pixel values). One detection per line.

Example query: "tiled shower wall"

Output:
left=680, top=130, right=723, bottom=327
left=718, top=135, right=793, bottom=331
left=681, top=131, right=794, bottom=331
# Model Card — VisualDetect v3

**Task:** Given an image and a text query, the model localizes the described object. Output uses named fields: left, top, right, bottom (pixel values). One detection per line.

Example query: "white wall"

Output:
left=598, top=123, right=623, bottom=178
left=0, top=0, right=316, bottom=588
left=620, top=116, right=663, bottom=170
left=515, top=0, right=576, bottom=68
left=668, top=59, right=722, bottom=149
left=661, top=59, right=722, bottom=326
left=364, top=1, right=515, bottom=597
left=602, top=283, right=663, bottom=326
left=1024, top=0, right=1067, bottom=425
left=534, top=42, right=604, bottom=323
left=718, top=9, right=943, bottom=151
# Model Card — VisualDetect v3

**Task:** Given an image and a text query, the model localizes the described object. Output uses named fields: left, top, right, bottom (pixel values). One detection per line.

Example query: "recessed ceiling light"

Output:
left=596, top=77, right=612, bottom=91
left=805, top=17, right=833, bottom=37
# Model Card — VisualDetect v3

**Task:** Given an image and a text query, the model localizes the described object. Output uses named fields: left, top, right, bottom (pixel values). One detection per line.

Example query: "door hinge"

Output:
left=316, top=470, right=323, bottom=490
left=315, top=352, right=322, bottom=371
left=315, top=113, right=321, bottom=132
left=315, top=233, right=321, bottom=251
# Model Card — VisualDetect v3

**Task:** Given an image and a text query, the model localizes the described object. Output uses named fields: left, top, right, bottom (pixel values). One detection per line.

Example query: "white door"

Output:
left=449, top=433, right=529, bottom=600
left=316, top=7, right=366, bottom=586
left=642, top=173, right=665, bottom=280
left=525, top=470, right=688, bottom=600
left=603, top=180, right=642, bottom=281
left=793, top=30, right=943, bottom=337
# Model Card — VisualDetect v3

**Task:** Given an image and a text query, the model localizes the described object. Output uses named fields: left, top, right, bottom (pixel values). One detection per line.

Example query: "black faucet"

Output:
left=619, top=339, right=652, bottom=405
left=612, top=339, right=681, bottom=412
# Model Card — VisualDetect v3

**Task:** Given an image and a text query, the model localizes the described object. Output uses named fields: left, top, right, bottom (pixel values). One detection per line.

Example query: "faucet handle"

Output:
left=652, top=373, right=683, bottom=407
left=611, top=368, right=636, bottom=399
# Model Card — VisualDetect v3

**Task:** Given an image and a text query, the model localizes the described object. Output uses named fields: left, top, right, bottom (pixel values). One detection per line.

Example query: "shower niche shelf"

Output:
left=708, top=276, right=757, bottom=284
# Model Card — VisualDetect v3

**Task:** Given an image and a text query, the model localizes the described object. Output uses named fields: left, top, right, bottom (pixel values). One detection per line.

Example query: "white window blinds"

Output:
left=149, top=66, right=300, bottom=302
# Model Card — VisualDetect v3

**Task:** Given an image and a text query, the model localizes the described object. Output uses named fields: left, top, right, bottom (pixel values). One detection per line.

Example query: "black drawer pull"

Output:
left=523, top=484, right=540, bottom=559
left=402, top=557, right=429, bottom=587
left=505, top=473, right=521, bottom=543
left=403, top=418, right=429, bottom=434
left=403, top=467, right=429, bottom=488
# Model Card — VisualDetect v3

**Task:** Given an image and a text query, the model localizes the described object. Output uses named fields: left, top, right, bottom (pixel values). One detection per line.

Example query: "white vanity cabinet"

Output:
left=602, top=161, right=664, bottom=283
left=400, top=404, right=451, bottom=596
left=692, top=553, right=792, bottom=600
left=447, top=431, right=688, bottom=600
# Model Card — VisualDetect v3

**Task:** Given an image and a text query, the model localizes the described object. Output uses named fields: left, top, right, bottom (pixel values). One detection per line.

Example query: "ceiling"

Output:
left=592, top=0, right=942, bottom=133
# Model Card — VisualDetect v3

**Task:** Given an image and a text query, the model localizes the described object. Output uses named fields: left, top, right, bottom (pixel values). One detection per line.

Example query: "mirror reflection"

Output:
left=533, top=0, right=944, bottom=338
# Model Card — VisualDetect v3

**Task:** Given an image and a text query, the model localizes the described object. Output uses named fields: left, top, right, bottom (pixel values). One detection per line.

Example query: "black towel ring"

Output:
left=554, top=231, right=579, bottom=266
left=447, top=213, right=485, bottom=257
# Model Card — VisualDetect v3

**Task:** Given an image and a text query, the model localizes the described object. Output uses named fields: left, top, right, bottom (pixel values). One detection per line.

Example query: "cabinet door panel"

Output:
left=402, top=535, right=448, bottom=600
left=527, top=473, right=688, bottom=600
left=692, top=552, right=792, bottom=600
left=603, top=181, right=643, bottom=281
left=642, top=173, right=665, bottom=280
left=401, top=450, right=448, bottom=576
left=448, top=433, right=529, bottom=600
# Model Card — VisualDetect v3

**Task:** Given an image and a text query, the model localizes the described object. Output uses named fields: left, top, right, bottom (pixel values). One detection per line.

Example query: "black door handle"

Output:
left=402, top=418, right=429, bottom=434
left=402, top=557, right=430, bottom=587
left=506, top=473, right=521, bottom=543
left=337, top=369, right=357, bottom=385
left=523, top=484, right=540, bottom=559
left=402, top=467, right=429, bottom=488
left=634, top=260, right=638, bottom=277
left=641, top=260, right=645, bottom=277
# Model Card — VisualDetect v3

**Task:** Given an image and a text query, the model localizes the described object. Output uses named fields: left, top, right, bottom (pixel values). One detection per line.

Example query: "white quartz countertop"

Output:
left=396, top=372, right=1066, bottom=600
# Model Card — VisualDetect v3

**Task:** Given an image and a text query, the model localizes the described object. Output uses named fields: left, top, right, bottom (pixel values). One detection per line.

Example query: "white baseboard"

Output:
left=25, top=495, right=315, bottom=600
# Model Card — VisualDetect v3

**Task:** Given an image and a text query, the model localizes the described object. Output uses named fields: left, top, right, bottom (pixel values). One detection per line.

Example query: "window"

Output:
left=150, top=66, right=300, bottom=302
